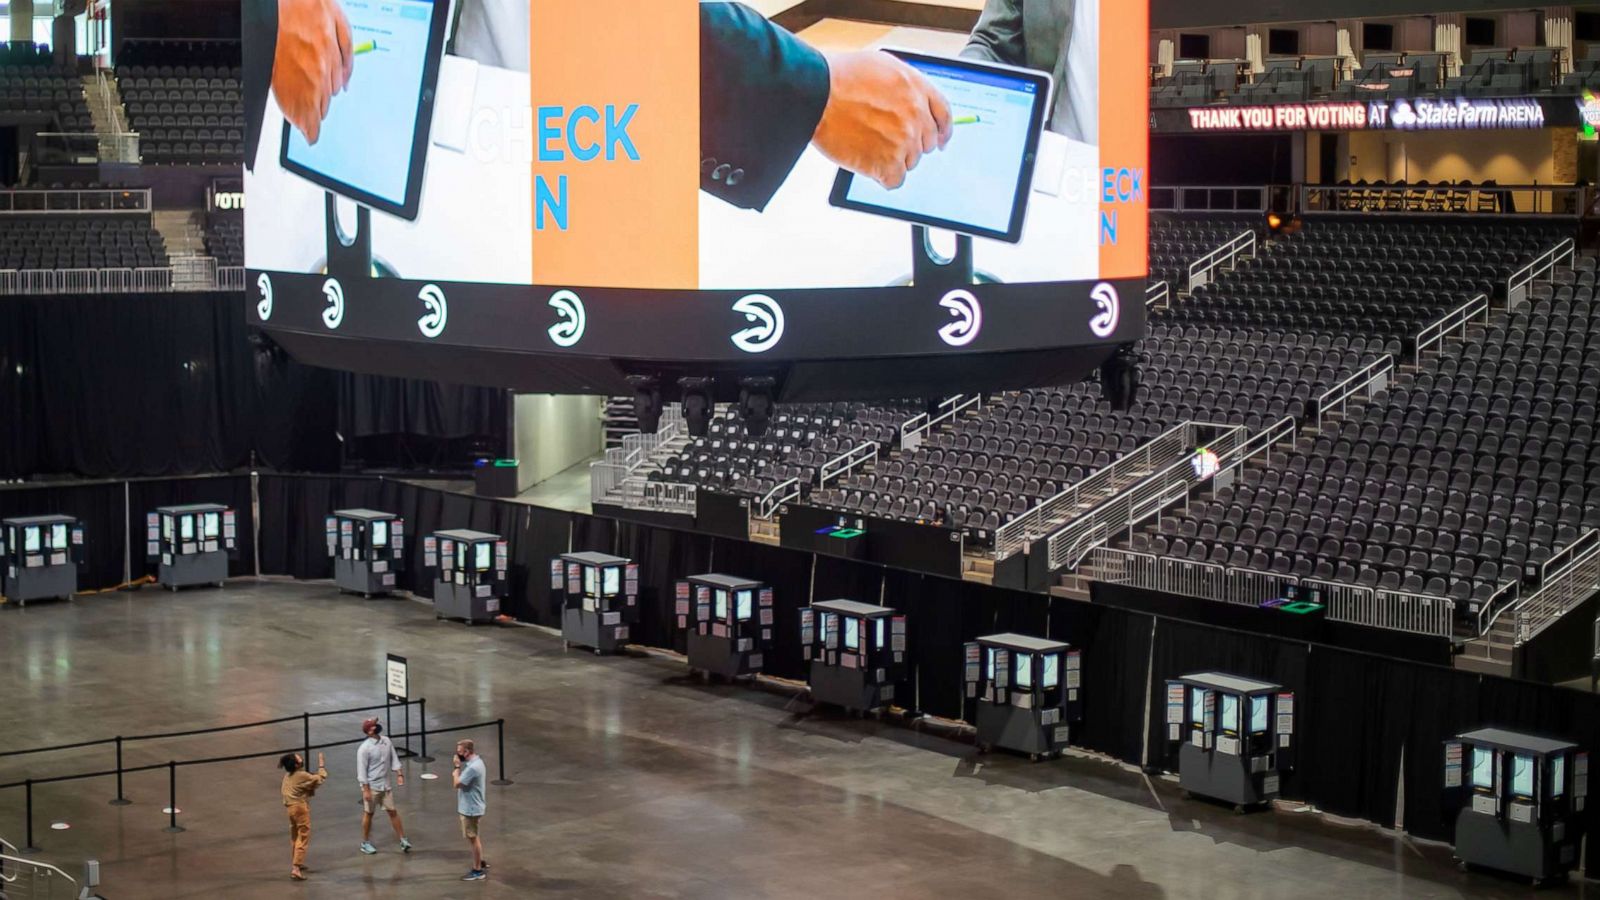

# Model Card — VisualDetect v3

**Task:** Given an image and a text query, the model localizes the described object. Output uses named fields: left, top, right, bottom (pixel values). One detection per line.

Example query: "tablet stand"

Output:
left=324, top=192, right=396, bottom=280
left=898, top=225, right=999, bottom=289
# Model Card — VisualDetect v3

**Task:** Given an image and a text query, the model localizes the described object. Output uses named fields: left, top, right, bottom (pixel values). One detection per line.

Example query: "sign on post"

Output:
left=386, top=653, right=409, bottom=703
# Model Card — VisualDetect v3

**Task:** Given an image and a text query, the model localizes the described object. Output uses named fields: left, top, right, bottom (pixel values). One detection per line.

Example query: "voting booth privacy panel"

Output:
left=1, top=515, right=84, bottom=606
left=676, top=574, right=774, bottom=678
left=1164, top=673, right=1295, bottom=808
left=1445, top=729, right=1588, bottom=881
left=551, top=551, right=639, bottom=654
left=244, top=0, right=1148, bottom=398
left=146, top=503, right=238, bottom=589
left=425, top=528, right=508, bottom=623
left=326, top=508, right=406, bottom=596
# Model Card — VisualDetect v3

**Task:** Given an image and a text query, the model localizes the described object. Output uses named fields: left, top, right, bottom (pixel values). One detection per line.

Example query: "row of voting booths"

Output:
left=146, top=504, right=237, bottom=589
left=1, top=515, right=85, bottom=607
left=308, top=509, right=1597, bottom=883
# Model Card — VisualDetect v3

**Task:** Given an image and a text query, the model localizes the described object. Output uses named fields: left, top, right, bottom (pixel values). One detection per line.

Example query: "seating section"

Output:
left=118, top=63, right=243, bottom=164
left=204, top=216, right=243, bottom=266
left=0, top=44, right=92, bottom=132
left=1148, top=214, right=1256, bottom=289
left=1137, top=258, right=1600, bottom=618
left=651, top=403, right=916, bottom=500
left=0, top=215, right=170, bottom=270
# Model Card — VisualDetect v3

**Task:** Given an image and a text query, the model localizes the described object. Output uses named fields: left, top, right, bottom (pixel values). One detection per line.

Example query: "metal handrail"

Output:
left=1476, top=579, right=1523, bottom=637
left=1513, top=530, right=1600, bottom=645
left=1086, top=548, right=1297, bottom=610
left=1302, top=184, right=1588, bottom=219
left=1186, top=229, right=1256, bottom=291
left=1046, top=419, right=1274, bottom=571
left=1314, top=355, right=1393, bottom=428
left=756, top=477, right=801, bottom=519
left=901, top=394, right=981, bottom=452
left=0, top=263, right=242, bottom=295
left=0, top=852, right=78, bottom=890
left=818, top=441, right=879, bottom=489
left=1415, top=294, right=1488, bottom=360
left=1304, top=578, right=1457, bottom=638
left=991, top=419, right=1212, bottom=561
left=1145, top=280, right=1170, bottom=310
left=1508, top=237, right=1576, bottom=310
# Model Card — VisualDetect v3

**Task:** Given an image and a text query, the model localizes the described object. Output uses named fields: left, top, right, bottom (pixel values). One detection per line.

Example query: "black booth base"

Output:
left=1090, top=579, right=1456, bottom=665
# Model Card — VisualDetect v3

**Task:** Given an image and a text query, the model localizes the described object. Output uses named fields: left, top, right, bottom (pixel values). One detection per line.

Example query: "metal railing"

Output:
left=1046, top=419, right=1274, bottom=572
left=1304, top=579, right=1457, bottom=638
left=0, top=187, right=151, bottom=213
left=217, top=266, right=246, bottom=291
left=98, top=68, right=130, bottom=135
left=1302, top=184, right=1588, bottom=218
left=992, top=420, right=1212, bottom=561
left=0, top=852, right=79, bottom=900
left=901, top=394, right=981, bottom=452
left=0, top=267, right=184, bottom=295
left=1508, top=238, right=1576, bottom=310
left=756, top=477, right=801, bottom=519
left=1145, top=280, right=1170, bottom=310
left=1314, top=355, right=1393, bottom=428
left=589, top=406, right=686, bottom=504
left=1085, top=548, right=1296, bottom=609
left=1476, top=579, right=1523, bottom=638
left=1415, top=294, right=1489, bottom=360
left=1187, top=229, right=1256, bottom=291
left=1149, top=185, right=1277, bottom=214
left=1515, top=531, right=1600, bottom=645
left=818, top=441, right=879, bottom=489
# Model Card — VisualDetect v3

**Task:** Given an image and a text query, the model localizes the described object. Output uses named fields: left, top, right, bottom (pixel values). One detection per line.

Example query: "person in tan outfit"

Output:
left=280, top=751, right=328, bottom=881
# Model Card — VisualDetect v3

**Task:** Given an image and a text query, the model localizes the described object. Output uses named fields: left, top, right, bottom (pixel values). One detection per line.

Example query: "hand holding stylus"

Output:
left=273, top=0, right=354, bottom=144
left=812, top=50, right=953, bottom=190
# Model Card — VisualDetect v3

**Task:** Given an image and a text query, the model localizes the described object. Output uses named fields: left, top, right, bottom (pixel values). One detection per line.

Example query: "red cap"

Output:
left=362, top=717, right=381, bottom=735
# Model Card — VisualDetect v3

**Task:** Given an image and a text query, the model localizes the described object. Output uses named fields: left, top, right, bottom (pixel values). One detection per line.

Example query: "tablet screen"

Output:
left=832, top=53, right=1050, bottom=242
left=282, top=0, right=443, bottom=216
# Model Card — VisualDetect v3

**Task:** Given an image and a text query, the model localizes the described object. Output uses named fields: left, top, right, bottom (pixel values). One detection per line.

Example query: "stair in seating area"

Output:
left=1456, top=616, right=1514, bottom=675
left=749, top=517, right=780, bottom=546
left=154, top=209, right=208, bottom=257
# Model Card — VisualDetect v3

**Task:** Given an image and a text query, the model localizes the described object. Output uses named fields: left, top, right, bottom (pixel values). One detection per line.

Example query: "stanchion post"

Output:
left=302, top=712, right=311, bottom=764
left=491, top=718, right=512, bottom=786
left=23, top=778, right=39, bottom=853
left=163, top=761, right=184, bottom=833
left=110, top=736, right=132, bottom=806
left=385, top=697, right=392, bottom=742
left=403, top=699, right=412, bottom=759
left=416, top=698, right=433, bottom=762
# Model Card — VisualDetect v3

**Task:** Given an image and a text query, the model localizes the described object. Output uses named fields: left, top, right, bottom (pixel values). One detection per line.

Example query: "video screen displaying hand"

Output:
left=812, top=50, right=953, bottom=191
left=273, top=0, right=354, bottom=144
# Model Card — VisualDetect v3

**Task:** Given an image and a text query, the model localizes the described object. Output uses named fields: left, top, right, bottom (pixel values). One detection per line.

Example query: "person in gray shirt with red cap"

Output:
left=356, top=717, right=411, bottom=855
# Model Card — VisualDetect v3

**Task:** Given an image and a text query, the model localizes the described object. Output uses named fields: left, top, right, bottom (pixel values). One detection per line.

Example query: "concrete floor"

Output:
left=0, top=581, right=1591, bottom=899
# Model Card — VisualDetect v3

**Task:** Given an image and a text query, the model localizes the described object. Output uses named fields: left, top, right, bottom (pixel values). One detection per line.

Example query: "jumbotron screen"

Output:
left=242, top=0, right=1147, bottom=394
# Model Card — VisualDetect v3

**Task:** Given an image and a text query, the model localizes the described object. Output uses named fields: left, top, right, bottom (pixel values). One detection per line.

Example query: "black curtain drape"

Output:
left=0, top=480, right=127, bottom=589
left=0, top=293, right=507, bottom=479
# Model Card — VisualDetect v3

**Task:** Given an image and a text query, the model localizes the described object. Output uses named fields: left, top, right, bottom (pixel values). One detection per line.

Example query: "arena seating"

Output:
left=1133, top=256, right=1598, bottom=617
left=203, top=216, right=243, bottom=266
left=1149, top=214, right=1256, bottom=288
left=119, top=63, right=243, bottom=164
left=0, top=44, right=93, bottom=132
left=650, top=403, right=917, bottom=501
left=0, top=215, right=170, bottom=270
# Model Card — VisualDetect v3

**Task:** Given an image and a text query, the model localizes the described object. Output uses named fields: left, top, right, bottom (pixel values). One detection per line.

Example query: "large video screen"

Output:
left=243, top=0, right=1146, bottom=378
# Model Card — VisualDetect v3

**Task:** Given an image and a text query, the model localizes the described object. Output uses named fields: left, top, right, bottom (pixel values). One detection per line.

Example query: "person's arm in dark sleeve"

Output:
left=961, top=0, right=1025, bottom=67
left=242, top=0, right=279, bottom=171
left=699, top=2, right=831, bottom=211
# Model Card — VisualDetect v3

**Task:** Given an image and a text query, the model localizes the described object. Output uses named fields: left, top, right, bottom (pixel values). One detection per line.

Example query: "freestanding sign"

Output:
left=386, top=653, right=408, bottom=702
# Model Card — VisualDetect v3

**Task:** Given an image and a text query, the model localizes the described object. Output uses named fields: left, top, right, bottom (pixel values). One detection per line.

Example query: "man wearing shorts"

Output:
left=454, top=738, right=488, bottom=882
left=356, top=717, right=411, bottom=854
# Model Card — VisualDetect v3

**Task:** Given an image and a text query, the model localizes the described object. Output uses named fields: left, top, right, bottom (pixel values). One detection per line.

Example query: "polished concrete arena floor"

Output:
left=1, top=581, right=1592, bottom=899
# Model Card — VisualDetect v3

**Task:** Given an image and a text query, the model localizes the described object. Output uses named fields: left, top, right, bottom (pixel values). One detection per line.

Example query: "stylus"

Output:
left=353, top=40, right=378, bottom=55
left=952, top=115, right=981, bottom=125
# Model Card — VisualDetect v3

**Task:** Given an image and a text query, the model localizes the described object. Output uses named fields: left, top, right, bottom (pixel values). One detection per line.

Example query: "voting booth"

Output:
left=147, top=504, right=237, bottom=590
left=326, top=509, right=406, bottom=597
left=1164, top=673, right=1295, bottom=810
left=801, top=599, right=906, bottom=713
left=1445, top=728, right=1588, bottom=883
left=676, top=574, right=773, bottom=679
left=964, top=634, right=1082, bottom=760
left=1, top=515, right=84, bottom=607
left=425, top=529, right=507, bottom=624
left=552, top=552, right=638, bottom=654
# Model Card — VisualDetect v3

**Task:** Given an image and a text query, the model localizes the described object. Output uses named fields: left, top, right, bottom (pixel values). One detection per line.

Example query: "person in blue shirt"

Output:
left=453, top=739, right=489, bottom=882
